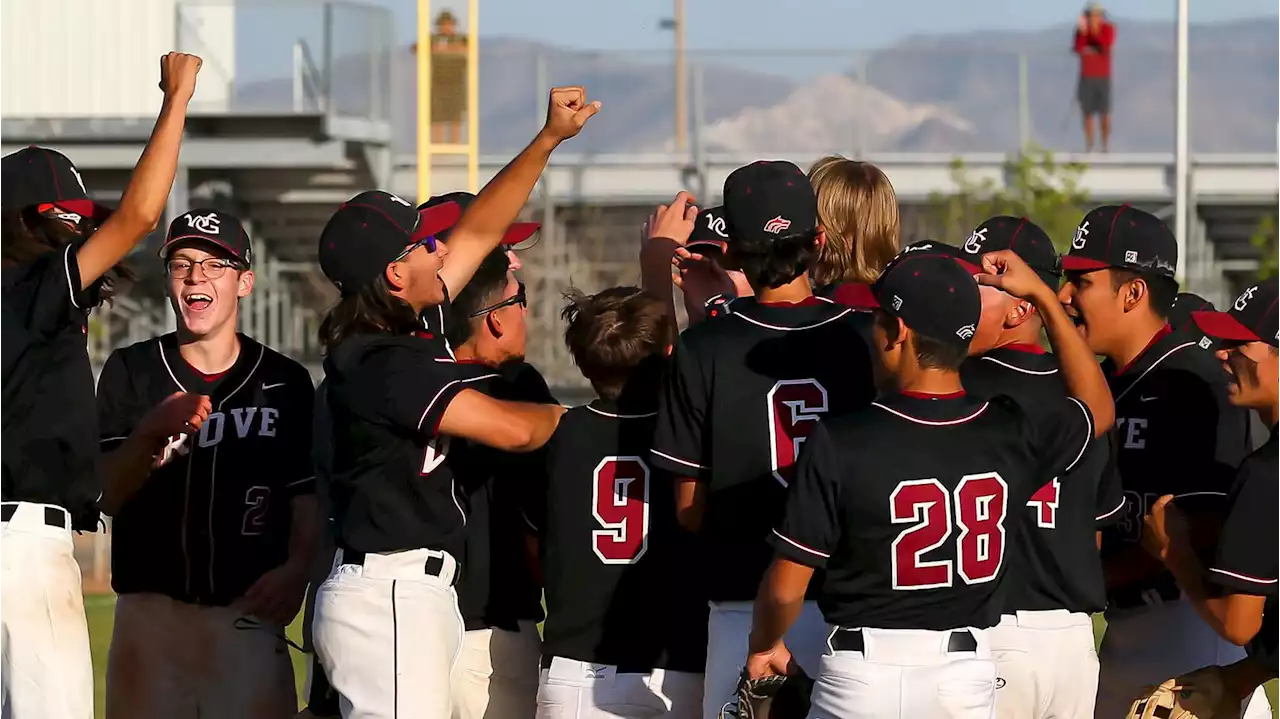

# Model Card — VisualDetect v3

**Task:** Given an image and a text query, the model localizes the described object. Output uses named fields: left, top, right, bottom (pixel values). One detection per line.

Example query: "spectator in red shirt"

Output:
left=1074, top=2, right=1115, bottom=152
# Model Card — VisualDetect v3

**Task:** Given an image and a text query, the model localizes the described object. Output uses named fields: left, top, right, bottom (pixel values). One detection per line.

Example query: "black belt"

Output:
left=830, top=628, right=978, bottom=654
left=1110, top=581, right=1181, bottom=610
left=0, top=503, right=71, bottom=530
left=340, top=549, right=456, bottom=586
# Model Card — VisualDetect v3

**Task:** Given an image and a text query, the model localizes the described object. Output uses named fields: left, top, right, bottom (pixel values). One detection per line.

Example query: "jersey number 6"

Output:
left=890, top=473, right=1008, bottom=590
left=767, top=379, right=829, bottom=487
left=592, top=456, right=650, bottom=565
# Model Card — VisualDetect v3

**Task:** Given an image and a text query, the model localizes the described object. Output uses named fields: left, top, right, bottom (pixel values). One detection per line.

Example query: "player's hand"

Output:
left=140, top=391, right=211, bottom=443
left=1077, top=14, right=1088, bottom=32
left=238, top=559, right=308, bottom=626
left=673, top=247, right=738, bottom=307
left=976, top=249, right=1053, bottom=305
left=647, top=192, right=698, bottom=245
left=745, top=642, right=796, bottom=680
left=539, top=86, right=601, bottom=143
left=1141, top=494, right=1189, bottom=562
left=159, top=52, right=202, bottom=103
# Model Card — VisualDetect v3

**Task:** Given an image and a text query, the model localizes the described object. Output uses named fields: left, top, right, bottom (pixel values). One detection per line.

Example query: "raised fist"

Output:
left=159, top=52, right=202, bottom=102
left=541, top=86, right=601, bottom=143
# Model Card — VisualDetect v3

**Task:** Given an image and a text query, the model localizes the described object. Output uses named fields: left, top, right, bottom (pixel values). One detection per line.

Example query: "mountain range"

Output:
left=236, top=17, right=1278, bottom=155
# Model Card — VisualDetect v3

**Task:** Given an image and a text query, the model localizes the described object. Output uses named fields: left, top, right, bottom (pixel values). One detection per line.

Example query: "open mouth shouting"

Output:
left=183, top=292, right=214, bottom=313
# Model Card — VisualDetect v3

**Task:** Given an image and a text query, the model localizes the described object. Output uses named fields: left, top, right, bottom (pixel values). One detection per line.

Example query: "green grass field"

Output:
left=84, top=594, right=1275, bottom=718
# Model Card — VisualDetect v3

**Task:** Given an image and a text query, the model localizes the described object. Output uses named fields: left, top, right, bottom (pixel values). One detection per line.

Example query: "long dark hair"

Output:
left=1, top=207, right=133, bottom=304
left=318, top=273, right=422, bottom=351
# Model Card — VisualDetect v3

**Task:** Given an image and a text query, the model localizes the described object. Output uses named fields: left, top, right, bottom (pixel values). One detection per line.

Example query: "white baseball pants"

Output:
left=313, top=548, right=464, bottom=719
left=0, top=502, right=94, bottom=719
left=1096, top=599, right=1271, bottom=719
left=536, top=656, right=703, bottom=719
left=807, top=627, right=997, bottom=719
left=451, top=621, right=542, bottom=719
left=702, top=600, right=827, bottom=719
left=988, top=610, right=1098, bottom=719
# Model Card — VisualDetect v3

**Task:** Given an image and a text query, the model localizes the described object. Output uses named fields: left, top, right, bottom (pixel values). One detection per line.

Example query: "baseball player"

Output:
left=1056, top=205, right=1271, bottom=718
left=1139, top=280, right=1278, bottom=707
left=1169, top=292, right=1217, bottom=350
left=0, top=52, right=202, bottom=719
left=746, top=250, right=1113, bottom=719
left=532, top=287, right=707, bottom=718
left=312, top=86, right=596, bottom=718
left=955, top=217, right=1124, bottom=719
left=444, top=249, right=554, bottom=719
left=96, top=209, right=316, bottom=718
left=649, top=161, right=878, bottom=718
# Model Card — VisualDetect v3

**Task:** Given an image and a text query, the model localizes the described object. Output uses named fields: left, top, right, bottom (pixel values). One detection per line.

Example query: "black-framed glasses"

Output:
left=166, top=258, right=241, bottom=279
left=468, top=281, right=527, bottom=317
left=395, top=234, right=438, bottom=261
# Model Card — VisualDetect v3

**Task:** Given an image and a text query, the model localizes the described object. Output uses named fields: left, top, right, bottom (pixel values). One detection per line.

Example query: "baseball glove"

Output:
left=719, top=670, right=815, bottom=719
left=1126, top=666, right=1241, bottom=719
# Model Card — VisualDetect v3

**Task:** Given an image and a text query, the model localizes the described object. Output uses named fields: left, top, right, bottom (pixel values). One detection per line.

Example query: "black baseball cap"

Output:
left=1062, top=205, right=1177, bottom=279
left=889, top=239, right=982, bottom=275
left=418, top=191, right=540, bottom=247
left=687, top=205, right=731, bottom=252
left=1, top=146, right=112, bottom=222
left=160, top=209, right=253, bottom=267
left=871, top=252, right=982, bottom=349
left=962, top=216, right=1060, bottom=286
left=1168, top=292, right=1215, bottom=331
left=319, top=190, right=461, bottom=296
left=1192, top=281, right=1279, bottom=347
left=723, top=161, right=818, bottom=244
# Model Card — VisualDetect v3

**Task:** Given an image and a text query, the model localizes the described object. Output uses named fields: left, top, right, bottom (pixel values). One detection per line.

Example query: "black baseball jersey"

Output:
left=1206, top=427, right=1278, bottom=672
left=2, top=245, right=102, bottom=529
left=97, top=334, right=316, bottom=605
left=1101, top=326, right=1253, bottom=605
left=418, top=286, right=454, bottom=358
left=650, top=296, right=876, bottom=601
left=453, top=361, right=554, bottom=631
left=960, top=345, right=1124, bottom=615
left=533, top=398, right=708, bottom=672
left=323, top=333, right=496, bottom=556
left=772, top=392, right=1094, bottom=630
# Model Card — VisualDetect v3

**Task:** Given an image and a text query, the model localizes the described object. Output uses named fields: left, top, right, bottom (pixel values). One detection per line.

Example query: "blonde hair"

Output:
left=807, top=155, right=901, bottom=286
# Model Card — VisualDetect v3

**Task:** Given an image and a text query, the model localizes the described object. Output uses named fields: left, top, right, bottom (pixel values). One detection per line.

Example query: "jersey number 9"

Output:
left=592, top=456, right=650, bottom=565
left=890, top=473, right=1009, bottom=590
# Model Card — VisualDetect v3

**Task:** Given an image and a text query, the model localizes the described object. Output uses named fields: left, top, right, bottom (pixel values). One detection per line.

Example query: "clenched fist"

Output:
left=540, top=86, right=601, bottom=143
left=159, top=52, right=202, bottom=102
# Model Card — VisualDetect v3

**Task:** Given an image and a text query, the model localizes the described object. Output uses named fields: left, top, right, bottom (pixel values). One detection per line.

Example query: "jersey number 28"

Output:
left=592, top=456, right=650, bottom=565
left=890, top=473, right=1009, bottom=590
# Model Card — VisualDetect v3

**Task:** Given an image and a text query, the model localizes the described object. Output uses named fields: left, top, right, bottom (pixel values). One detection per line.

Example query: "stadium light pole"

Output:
left=418, top=0, right=432, bottom=201
left=1174, top=0, right=1190, bottom=282
left=660, top=0, right=688, bottom=152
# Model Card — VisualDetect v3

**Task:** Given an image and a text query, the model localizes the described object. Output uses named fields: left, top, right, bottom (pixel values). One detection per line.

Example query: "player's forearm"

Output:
left=640, top=238, right=681, bottom=341
left=1033, top=290, right=1114, bottom=433
left=79, top=97, right=190, bottom=289
left=749, top=559, right=811, bottom=653
left=1163, top=539, right=1237, bottom=641
left=286, top=495, right=321, bottom=571
left=99, top=432, right=164, bottom=515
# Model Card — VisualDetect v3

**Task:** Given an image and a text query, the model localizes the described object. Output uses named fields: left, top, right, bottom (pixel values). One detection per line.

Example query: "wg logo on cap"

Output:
left=707, top=214, right=728, bottom=238
left=1124, top=250, right=1137, bottom=264
left=963, top=228, right=987, bottom=254
left=903, top=243, right=932, bottom=253
left=956, top=324, right=976, bottom=340
left=1234, top=286, right=1258, bottom=312
left=891, top=295, right=903, bottom=311
left=69, top=165, right=86, bottom=194
left=1198, top=337, right=1213, bottom=350
left=763, top=216, right=791, bottom=234
left=386, top=193, right=411, bottom=207
left=185, top=212, right=221, bottom=235
left=1071, top=221, right=1090, bottom=250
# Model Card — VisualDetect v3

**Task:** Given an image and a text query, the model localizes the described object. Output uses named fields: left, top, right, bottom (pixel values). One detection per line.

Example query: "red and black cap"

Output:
left=961, top=216, right=1060, bottom=286
left=319, top=190, right=461, bottom=296
left=160, top=209, right=253, bottom=267
left=871, top=251, right=982, bottom=349
left=417, top=191, right=540, bottom=247
left=1168, top=292, right=1216, bottom=332
left=1, top=146, right=112, bottom=222
left=687, top=205, right=731, bottom=252
left=888, top=239, right=982, bottom=275
left=1062, top=205, right=1177, bottom=279
left=1192, top=281, right=1279, bottom=347
left=723, top=161, right=818, bottom=244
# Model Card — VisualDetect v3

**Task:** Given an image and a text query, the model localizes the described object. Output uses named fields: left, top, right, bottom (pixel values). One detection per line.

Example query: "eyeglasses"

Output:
left=166, top=258, right=240, bottom=279
left=468, top=281, right=527, bottom=317
left=395, top=235, right=438, bottom=261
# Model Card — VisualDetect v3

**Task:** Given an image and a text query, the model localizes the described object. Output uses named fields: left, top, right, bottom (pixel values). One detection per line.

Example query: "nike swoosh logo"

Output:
left=262, top=383, right=285, bottom=390
left=1139, top=395, right=1158, bottom=402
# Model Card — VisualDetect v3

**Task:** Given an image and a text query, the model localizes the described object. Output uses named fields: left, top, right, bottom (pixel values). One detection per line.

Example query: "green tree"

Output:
left=1251, top=213, right=1277, bottom=280
left=927, top=145, right=1090, bottom=252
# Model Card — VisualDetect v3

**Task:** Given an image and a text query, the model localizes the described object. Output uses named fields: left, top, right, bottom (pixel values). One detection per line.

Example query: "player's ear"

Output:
left=236, top=269, right=255, bottom=299
left=486, top=310, right=503, bottom=338
left=1122, top=276, right=1147, bottom=313
left=1005, top=299, right=1034, bottom=329
left=384, top=261, right=407, bottom=292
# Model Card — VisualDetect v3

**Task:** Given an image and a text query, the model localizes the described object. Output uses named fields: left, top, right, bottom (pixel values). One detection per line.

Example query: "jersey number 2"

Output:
left=890, top=473, right=1008, bottom=590
left=242, top=486, right=271, bottom=536
left=592, top=457, right=650, bottom=565
left=767, top=379, right=829, bottom=487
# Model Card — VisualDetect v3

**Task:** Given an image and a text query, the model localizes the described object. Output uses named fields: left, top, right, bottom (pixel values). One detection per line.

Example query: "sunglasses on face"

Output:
left=395, top=234, right=439, bottom=261
left=468, top=281, right=527, bottom=318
